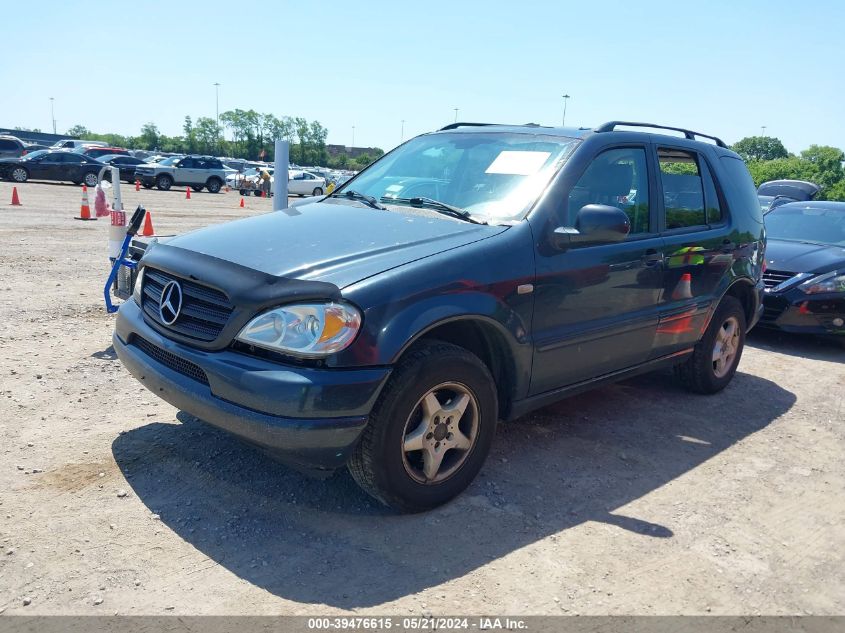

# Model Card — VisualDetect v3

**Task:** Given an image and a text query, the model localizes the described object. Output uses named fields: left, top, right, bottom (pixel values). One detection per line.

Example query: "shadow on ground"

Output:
left=113, top=370, right=794, bottom=608
left=747, top=328, right=844, bottom=363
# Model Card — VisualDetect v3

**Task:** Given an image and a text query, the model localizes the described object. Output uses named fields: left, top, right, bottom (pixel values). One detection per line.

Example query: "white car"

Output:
left=287, top=170, right=326, bottom=197
left=49, top=139, right=108, bottom=150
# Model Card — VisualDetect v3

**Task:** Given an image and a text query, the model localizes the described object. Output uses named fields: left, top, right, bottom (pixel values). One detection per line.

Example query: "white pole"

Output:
left=272, top=139, right=289, bottom=211
left=111, top=166, right=123, bottom=211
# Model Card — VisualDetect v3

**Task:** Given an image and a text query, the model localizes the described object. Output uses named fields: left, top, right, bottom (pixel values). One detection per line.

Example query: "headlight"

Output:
left=132, top=266, right=145, bottom=304
left=798, top=270, right=845, bottom=295
left=236, top=302, right=362, bottom=357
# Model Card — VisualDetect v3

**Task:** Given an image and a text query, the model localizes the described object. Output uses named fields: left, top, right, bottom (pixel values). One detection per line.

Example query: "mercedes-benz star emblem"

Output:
left=158, top=280, right=183, bottom=325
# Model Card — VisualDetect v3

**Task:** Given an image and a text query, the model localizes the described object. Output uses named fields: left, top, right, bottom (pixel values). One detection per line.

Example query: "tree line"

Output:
left=731, top=136, right=845, bottom=200
left=65, top=110, right=384, bottom=170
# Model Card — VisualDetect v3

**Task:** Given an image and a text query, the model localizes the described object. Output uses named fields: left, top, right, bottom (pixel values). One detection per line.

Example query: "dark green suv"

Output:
left=115, top=121, right=765, bottom=511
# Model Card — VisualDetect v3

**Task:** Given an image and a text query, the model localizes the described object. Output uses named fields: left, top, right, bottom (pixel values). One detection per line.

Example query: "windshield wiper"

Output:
left=381, top=196, right=486, bottom=225
left=330, top=189, right=386, bottom=210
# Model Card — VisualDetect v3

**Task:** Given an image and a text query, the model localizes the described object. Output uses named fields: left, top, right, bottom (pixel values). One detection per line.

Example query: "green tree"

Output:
left=183, top=116, right=196, bottom=153
left=799, top=145, right=845, bottom=189
left=194, top=117, right=219, bottom=154
left=139, top=123, right=160, bottom=150
left=731, top=136, right=789, bottom=162
left=66, top=124, right=90, bottom=137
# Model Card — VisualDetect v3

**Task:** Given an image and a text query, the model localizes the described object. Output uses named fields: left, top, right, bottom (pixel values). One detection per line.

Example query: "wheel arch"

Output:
left=393, top=315, right=524, bottom=420
left=723, top=277, right=758, bottom=329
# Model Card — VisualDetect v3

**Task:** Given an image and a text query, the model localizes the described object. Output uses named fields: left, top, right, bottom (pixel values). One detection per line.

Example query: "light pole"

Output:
left=400, top=119, right=405, bottom=142
left=561, top=94, right=570, bottom=127
left=453, top=108, right=459, bottom=123
left=761, top=125, right=766, bottom=137
left=351, top=125, right=355, bottom=149
left=213, top=82, right=221, bottom=151
left=49, top=97, right=56, bottom=134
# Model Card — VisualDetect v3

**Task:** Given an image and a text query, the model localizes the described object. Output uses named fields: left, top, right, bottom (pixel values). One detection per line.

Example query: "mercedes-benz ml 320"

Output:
left=114, top=121, right=765, bottom=511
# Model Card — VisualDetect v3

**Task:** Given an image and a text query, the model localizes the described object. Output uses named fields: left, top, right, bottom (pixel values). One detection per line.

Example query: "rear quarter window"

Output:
left=719, top=156, right=764, bottom=224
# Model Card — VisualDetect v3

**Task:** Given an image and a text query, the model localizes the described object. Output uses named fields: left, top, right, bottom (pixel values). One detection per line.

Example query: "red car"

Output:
left=80, top=146, right=130, bottom=158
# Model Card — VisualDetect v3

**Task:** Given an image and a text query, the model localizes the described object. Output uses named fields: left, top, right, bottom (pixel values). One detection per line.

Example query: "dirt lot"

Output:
left=0, top=181, right=843, bottom=616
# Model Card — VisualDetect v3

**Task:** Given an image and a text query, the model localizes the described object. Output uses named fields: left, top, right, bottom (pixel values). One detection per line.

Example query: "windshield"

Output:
left=766, top=204, right=845, bottom=247
left=336, top=132, right=578, bottom=223
left=22, top=150, right=48, bottom=160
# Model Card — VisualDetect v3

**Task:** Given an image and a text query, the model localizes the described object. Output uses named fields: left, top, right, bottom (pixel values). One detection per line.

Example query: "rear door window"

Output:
left=658, top=148, right=707, bottom=229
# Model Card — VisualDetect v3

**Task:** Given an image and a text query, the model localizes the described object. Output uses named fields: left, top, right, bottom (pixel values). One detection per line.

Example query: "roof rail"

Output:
left=593, top=121, right=727, bottom=148
left=439, top=122, right=548, bottom=131
left=438, top=122, right=497, bottom=131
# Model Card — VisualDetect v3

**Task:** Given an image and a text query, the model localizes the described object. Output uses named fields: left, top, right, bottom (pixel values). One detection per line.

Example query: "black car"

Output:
left=759, top=201, right=845, bottom=339
left=97, top=155, right=148, bottom=183
left=757, top=179, right=820, bottom=215
left=0, top=150, right=104, bottom=187
left=113, top=121, right=765, bottom=511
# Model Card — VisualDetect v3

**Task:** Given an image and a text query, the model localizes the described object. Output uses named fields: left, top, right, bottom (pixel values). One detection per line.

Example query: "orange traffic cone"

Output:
left=141, top=211, right=155, bottom=236
left=75, top=184, right=95, bottom=220
left=671, top=273, right=693, bottom=300
left=10, top=187, right=21, bottom=206
left=239, top=197, right=245, bottom=208
left=261, top=189, right=267, bottom=198
left=135, top=179, right=140, bottom=192
left=186, top=187, right=191, bottom=200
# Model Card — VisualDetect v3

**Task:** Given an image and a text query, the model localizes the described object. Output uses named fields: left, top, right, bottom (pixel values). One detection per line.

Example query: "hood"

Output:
left=766, top=238, right=845, bottom=274
left=165, top=200, right=508, bottom=288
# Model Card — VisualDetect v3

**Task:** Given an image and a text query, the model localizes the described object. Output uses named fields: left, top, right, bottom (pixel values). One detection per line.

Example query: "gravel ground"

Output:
left=0, top=181, right=843, bottom=616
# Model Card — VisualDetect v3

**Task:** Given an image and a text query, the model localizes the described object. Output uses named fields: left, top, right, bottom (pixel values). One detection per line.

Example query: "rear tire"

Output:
left=156, top=174, right=172, bottom=191
left=83, top=172, right=99, bottom=187
left=675, top=296, right=746, bottom=394
left=312, top=187, right=323, bottom=196
left=348, top=341, right=498, bottom=512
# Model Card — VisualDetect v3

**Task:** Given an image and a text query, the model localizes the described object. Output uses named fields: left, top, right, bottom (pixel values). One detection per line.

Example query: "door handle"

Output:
left=643, top=249, right=663, bottom=266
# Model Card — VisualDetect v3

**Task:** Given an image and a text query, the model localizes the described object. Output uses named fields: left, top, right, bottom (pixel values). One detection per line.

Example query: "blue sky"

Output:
left=3, top=0, right=843, bottom=154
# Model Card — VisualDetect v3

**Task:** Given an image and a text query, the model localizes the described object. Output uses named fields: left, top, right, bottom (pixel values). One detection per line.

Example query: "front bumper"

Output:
left=114, top=299, right=392, bottom=472
left=759, top=289, right=845, bottom=336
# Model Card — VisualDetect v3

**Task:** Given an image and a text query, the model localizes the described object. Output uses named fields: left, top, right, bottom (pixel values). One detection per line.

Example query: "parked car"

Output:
left=97, top=155, right=148, bottom=183
left=0, top=135, right=28, bottom=159
left=758, top=194, right=796, bottom=214
left=288, top=170, right=326, bottom=196
left=78, top=146, right=131, bottom=159
left=0, top=149, right=103, bottom=186
left=49, top=139, right=108, bottom=150
left=758, top=179, right=820, bottom=201
left=133, top=155, right=227, bottom=193
left=23, top=143, right=51, bottom=153
left=113, top=121, right=765, bottom=511
left=758, top=201, right=845, bottom=340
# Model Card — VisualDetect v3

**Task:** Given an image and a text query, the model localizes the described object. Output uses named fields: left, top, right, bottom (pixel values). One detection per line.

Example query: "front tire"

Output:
left=205, top=178, right=222, bottom=193
left=11, top=167, right=28, bottom=183
left=675, top=295, right=746, bottom=394
left=348, top=341, right=498, bottom=512
left=156, top=174, right=172, bottom=191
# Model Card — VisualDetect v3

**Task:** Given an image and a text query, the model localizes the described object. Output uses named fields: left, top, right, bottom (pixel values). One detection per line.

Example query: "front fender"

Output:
left=334, top=223, right=537, bottom=399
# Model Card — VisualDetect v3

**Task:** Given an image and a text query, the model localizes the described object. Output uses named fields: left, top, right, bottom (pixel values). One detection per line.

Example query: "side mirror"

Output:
left=553, top=204, right=631, bottom=249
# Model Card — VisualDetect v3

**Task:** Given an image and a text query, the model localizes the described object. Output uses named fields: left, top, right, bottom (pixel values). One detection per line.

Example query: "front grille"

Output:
left=132, top=336, right=209, bottom=385
left=141, top=268, right=233, bottom=341
left=762, top=269, right=797, bottom=290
